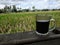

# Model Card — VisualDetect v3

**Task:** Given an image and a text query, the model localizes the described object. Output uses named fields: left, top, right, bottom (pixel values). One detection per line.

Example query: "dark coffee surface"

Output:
left=36, top=20, right=49, bottom=34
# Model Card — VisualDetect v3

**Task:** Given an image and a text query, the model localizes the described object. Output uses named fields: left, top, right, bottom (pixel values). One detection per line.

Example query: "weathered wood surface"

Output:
left=0, top=27, right=60, bottom=45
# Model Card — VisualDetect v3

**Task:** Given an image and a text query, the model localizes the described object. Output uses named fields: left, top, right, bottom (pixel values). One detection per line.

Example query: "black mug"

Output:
left=36, top=15, right=56, bottom=36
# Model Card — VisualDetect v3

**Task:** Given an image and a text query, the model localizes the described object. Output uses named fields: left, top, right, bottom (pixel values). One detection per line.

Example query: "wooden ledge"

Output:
left=0, top=27, right=60, bottom=45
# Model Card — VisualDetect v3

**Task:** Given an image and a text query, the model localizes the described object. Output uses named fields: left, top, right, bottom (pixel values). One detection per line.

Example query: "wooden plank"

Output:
left=0, top=27, right=60, bottom=45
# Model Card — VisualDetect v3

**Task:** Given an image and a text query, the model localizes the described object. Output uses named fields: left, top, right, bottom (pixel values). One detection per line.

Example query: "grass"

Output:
left=0, top=11, right=60, bottom=34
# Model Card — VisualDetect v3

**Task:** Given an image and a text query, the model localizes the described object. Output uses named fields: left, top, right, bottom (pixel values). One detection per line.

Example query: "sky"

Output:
left=0, top=0, right=60, bottom=9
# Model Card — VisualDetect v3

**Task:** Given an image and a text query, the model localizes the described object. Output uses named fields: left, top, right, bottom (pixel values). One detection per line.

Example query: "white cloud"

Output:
left=0, top=4, right=5, bottom=9
left=16, top=0, right=48, bottom=9
left=0, top=0, right=60, bottom=9
left=49, top=0, right=60, bottom=9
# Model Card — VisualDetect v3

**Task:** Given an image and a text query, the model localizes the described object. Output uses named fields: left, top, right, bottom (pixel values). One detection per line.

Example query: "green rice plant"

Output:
left=0, top=11, right=60, bottom=34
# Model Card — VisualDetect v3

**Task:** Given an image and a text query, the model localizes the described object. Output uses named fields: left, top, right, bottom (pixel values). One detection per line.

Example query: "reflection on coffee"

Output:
left=36, top=20, right=50, bottom=34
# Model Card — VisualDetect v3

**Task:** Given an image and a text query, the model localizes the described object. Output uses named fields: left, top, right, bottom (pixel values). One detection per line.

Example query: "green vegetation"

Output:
left=0, top=11, right=60, bottom=34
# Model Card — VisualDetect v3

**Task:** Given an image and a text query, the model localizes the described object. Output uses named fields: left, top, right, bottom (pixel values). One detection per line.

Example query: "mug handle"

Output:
left=49, top=18, right=56, bottom=32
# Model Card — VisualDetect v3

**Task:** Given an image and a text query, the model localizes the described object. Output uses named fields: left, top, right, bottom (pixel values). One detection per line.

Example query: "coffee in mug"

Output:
left=36, top=15, right=56, bottom=36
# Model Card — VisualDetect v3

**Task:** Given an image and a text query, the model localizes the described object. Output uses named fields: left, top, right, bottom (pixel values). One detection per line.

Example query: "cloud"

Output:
left=48, top=0, right=60, bottom=9
left=0, top=0, right=25, bottom=5
left=0, top=4, right=5, bottom=9
left=16, top=0, right=48, bottom=9
left=0, top=0, right=60, bottom=9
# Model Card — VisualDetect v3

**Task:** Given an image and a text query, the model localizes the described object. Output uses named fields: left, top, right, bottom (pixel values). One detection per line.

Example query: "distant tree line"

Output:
left=0, top=5, right=17, bottom=13
left=0, top=5, right=60, bottom=13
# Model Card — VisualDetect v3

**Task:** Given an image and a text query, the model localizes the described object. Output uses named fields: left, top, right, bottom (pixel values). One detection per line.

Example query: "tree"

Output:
left=8, top=6, right=12, bottom=12
left=41, top=9, right=49, bottom=11
left=58, top=9, right=60, bottom=10
left=19, top=7, right=22, bottom=12
left=32, top=6, right=35, bottom=12
left=4, top=5, right=8, bottom=13
left=12, top=5, right=17, bottom=12
left=0, top=9, right=4, bottom=13
left=3, top=5, right=12, bottom=13
left=22, top=9, right=30, bottom=12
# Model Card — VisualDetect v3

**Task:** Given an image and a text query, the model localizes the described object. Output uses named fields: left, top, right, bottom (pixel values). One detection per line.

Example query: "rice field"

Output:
left=0, top=11, right=60, bottom=34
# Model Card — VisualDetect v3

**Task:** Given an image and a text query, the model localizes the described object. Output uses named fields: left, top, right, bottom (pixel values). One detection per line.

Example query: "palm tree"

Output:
left=12, top=5, right=17, bottom=12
